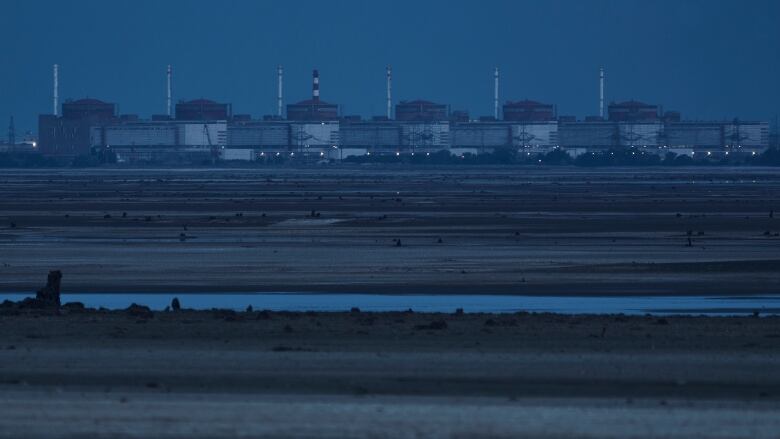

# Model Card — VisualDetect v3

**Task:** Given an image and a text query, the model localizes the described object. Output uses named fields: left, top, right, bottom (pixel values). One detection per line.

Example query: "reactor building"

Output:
left=37, top=64, right=771, bottom=163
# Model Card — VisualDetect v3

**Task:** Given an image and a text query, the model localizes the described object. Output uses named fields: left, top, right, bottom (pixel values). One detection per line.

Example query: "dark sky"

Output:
left=1, top=0, right=779, bottom=135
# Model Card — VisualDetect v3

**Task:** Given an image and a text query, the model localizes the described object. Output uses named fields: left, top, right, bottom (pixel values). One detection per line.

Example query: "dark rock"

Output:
left=246, top=305, right=253, bottom=312
left=126, top=303, right=153, bottom=319
left=484, top=318, right=497, bottom=327
left=454, top=308, right=464, bottom=315
left=61, top=302, right=86, bottom=312
left=655, top=318, right=669, bottom=325
left=171, top=297, right=181, bottom=311
left=20, top=270, right=63, bottom=309
left=350, top=307, right=361, bottom=313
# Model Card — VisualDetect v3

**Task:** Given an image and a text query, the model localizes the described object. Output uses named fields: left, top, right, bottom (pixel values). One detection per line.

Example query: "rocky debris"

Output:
left=38, top=270, right=62, bottom=307
left=61, top=302, right=87, bottom=313
left=16, top=270, right=62, bottom=310
left=125, top=303, right=153, bottom=319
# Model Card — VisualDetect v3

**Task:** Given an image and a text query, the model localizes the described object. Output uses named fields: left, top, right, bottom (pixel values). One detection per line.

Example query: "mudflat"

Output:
left=0, top=309, right=778, bottom=438
left=2, top=166, right=780, bottom=437
left=1, top=166, right=779, bottom=295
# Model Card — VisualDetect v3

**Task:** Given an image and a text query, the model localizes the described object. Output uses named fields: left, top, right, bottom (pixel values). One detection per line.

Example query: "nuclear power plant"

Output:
left=36, top=64, right=771, bottom=163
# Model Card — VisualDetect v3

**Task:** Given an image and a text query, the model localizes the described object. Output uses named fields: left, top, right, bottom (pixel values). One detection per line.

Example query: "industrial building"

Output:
left=39, top=98, right=117, bottom=157
left=175, top=99, right=231, bottom=120
left=395, top=100, right=448, bottom=122
left=503, top=100, right=555, bottom=122
left=36, top=64, right=773, bottom=162
left=286, top=70, right=339, bottom=121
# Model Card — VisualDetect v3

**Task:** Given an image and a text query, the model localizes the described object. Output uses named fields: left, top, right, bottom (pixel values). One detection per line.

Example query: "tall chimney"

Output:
left=166, top=65, right=172, bottom=117
left=277, top=65, right=283, bottom=117
left=494, top=67, right=499, bottom=120
left=386, top=65, right=392, bottom=119
left=599, top=66, right=605, bottom=119
left=53, top=64, right=59, bottom=116
left=312, top=69, right=320, bottom=102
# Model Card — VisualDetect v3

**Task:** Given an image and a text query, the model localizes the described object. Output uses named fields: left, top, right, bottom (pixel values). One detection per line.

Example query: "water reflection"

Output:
left=2, top=293, right=779, bottom=316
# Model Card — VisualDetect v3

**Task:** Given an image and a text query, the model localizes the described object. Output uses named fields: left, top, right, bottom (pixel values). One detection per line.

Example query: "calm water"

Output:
left=2, top=293, right=779, bottom=316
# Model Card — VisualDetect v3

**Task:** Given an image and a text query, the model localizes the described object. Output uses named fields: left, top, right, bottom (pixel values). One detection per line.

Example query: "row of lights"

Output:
left=257, top=149, right=758, bottom=158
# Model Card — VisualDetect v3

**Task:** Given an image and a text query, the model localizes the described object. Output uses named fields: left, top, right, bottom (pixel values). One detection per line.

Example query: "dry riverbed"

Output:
left=0, top=166, right=779, bottom=295
left=0, top=308, right=779, bottom=438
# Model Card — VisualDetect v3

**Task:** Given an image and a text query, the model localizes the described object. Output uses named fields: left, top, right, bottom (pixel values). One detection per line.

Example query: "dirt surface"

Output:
left=2, top=166, right=780, bottom=437
left=0, top=309, right=779, bottom=438
left=1, top=166, right=779, bottom=295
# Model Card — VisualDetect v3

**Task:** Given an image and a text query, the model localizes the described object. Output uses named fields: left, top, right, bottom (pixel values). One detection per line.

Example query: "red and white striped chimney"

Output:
left=312, top=69, right=320, bottom=102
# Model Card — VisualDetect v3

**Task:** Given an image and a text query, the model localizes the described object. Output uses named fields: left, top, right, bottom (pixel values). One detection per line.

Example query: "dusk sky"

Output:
left=1, top=0, right=779, bottom=134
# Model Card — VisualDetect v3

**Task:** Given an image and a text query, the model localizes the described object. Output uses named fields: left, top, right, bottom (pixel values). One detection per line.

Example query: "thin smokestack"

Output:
left=53, top=64, right=59, bottom=116
left=312, top=69, right=320, bottom=102
left=386, top=65, right=392, bottom=119
left=494, top=67, right=499, bottom=120
left=166, top=65, right=172, bottom=117
left=277, top=65, right=283, bottom=117
left=599, top=66, right=605, bottom=119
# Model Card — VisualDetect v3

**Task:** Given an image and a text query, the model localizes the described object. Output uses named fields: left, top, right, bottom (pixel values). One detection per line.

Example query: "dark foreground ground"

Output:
left=0, top=166, right=779, bottom=295
left=1, top=166, right=779, bottom=437
left=0, top=309, right=779, bottom=438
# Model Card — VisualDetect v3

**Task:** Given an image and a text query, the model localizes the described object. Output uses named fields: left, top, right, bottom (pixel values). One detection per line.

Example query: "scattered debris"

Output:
left=61, top=302, right=86, bottom=313
left=125, top=303, right=153, bottom=319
